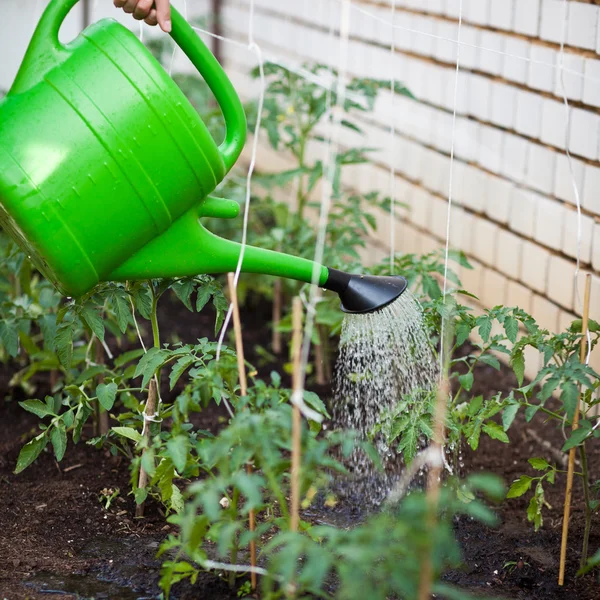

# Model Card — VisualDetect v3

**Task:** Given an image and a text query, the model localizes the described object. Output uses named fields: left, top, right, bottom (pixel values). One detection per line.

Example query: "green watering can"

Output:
left=0, top=0, right=406, bottom=314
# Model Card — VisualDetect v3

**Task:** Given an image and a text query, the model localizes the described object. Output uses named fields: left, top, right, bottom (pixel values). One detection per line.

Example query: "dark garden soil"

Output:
left=0, top=293, right=598, bottom=599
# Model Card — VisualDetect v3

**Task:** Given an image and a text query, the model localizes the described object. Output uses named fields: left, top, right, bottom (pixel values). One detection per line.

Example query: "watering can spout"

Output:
left=109, top=198, right=408, bottom=314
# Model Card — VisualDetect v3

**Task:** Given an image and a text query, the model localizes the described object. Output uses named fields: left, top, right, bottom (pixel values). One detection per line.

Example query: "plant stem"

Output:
left=290, top=298, right=303, bottom=532
left=135, top=379, right=158, bottom=518
left=272, top=277, right=282, bottom=355
left=150, top=288, right=161, bottom=350
left=229, top=487, right=240, bottom=589
left=96, top=339, right=109, bottom=436
left=579, top=445, right=592, bottom=570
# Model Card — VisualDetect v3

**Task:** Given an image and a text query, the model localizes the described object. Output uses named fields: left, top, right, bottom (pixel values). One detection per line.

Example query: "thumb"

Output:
left=155, top=0, right=171, bottom=33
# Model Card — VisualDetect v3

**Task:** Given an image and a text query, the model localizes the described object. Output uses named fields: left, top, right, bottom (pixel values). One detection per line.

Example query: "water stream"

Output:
left=332, top=290, right=438, bottom=504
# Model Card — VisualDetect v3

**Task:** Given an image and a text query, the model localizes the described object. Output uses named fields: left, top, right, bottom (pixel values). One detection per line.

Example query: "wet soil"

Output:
left=0, top=292, right=598, bottom=599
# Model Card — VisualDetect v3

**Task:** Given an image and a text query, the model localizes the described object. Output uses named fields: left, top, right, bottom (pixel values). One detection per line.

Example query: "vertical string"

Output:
left=297, top=1, right=351, bottom=396
left=216, top=1, right=265, bottom=361
left=389, top=0, right=397, bottom=274
left=557, top=0, right=591, bottom=364
left=439, top=0, right=464, bottom=375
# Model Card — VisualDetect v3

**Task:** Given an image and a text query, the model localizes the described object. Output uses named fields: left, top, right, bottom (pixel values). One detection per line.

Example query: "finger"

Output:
left=144, top=9, right=158, bottom=26
left=113, top=0, right=127, bottom=8
left=133, top=0, right=153, bottom=20
left=122, top=0, right=138, bottom=14
left=155, top=0, right=172, bottom=33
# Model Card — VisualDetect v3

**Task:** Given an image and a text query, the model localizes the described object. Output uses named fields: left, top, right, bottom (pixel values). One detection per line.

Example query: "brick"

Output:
left=412, top=15, right=435, bottom=57
left=527, top=144, right=556, bottom=196
left=540, top=98, right=567, bottom=148
left=503, top=38, right=530, bottom=84
left=582, top=164, right=600, bottom=216
left=435, top=20, right=458, bottom=64
left=468, top=74, right=492, bottom=121
left=528, top=45, right=555, bottom=93
left=449, top=206, right=474, bottom=254
left=490, top=82, right=516, bottom=129
left=450, top=160, right=467, bottom=206
left=575, top=269, right=594, bottom=317
left=478, top=126, right=503, bottom=174
left=513, top=0, right=540, bottom=37
left=515, top=90, right=543, bottom=139
left=507, top=280, right=533, bottom=312
left=547, top=255, right=575, bottom=310
left=477, top=31, right=504, bottom=76
left=454, top=118, right=480, bottom=163
left=575, top=273, right=600, bottom=324
left=562, top=209, right=594, bottom=264
left=411, top=187, right=433, bottom=230
left=430, top=196, right=449, bottom=240
left=593, top=223, right=600, bottom=272
left=554, top=153, right=585, bottom=205
left=460, top=258, right=483, bottom=299
left=459, top=25, right=480, bottom=70
left=583, top=59, right=600, bottom=109
left=558, top=310, right=577, bottom=334
left=540, top=0, right=564, bottom=43
left=534, top=195, right=564, bottom=250
left=472, top=217, right=499, bottom=266
left=531, top=294, right=560, bottom=332
left=569, top=109, right=600, bottom=160
left=554, top=54, right=584, bottom=102
left=567, top=2, right=598, bottom=51
left=486, top=176, right=513, bottom=224
left=420, top=233, right=441, bottom=255
left=462, top=165, right=488, bottom=212
left=501, top=133, right=528, bottom=183
left=495, top=228, right=524, bottom=279
left=401, top=223, right=422, bottom=255
left=481, top=268, right=507, bottom=308
left=523, top=345, right=543, bottom=381
left=519, top=240, right=550, bottom=293
left=465, top=0, right=489, bottom=25
left=489, top=0, right=514, bottom=31
left=509, top=188, right=538, bottom=238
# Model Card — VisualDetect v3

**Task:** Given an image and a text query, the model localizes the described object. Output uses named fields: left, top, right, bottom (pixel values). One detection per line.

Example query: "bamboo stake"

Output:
left=136, top=378, right=158, bottom=518
left=558, top=273, right=592, bottom=586
left=227, top=273, right=257, bottom=592
left=272, top=278, right=282, bottom=354
left=418, top=376, right=450, bottom=600
left=290, top=297, right=303, bottom=532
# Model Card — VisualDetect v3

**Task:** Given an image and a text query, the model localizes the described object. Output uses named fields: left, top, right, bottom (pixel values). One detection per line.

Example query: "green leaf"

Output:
left=528, top=457, right=551, bottom=471
left=169, top=355, right=195, bottom=390
left=80, top=304, right=105, bottom=342
left=483, top=421, right=510, bottom=443
left=111, top=293, right=131, bottom=333
left=510, top=350, right=525, bottom=386
left=196, top=286, right=211, bottom=312
left=166, top=435, right=189, bottom=473
left=478, top=354, right=501, bottom=370
left=562, top=425, right=592, bottom=452
left=112, top=426, right=143, bottom=444
left=504, top=317, right=519, bottom=343
left=134, top=487, right=148, bottom=506
left=458, top=372, right=474, bottom=392
left=0, top=320, right=19, bottom=357
left=170, top=484, right=184, bottom=514
left=97, top=382, right=118, bottom=411
left=478, top=317, right=492, bottom=342
left=15, top=435, right=47, bottom=474
left=134, top=347, right=168, bottom=388
left=55, top=324, right=74, bottom=368
left=560, top=381, right=579, bottom=422
left=50, top=422, right=67, bottom=462
left=525, top=404, right=539, bottom=422
left=507, top=475, right=533, bottom=498
left=18, top=399, right=55, bottom=419
left=502, top=403, right=519, bottom=431
left=455, top=321, right=471, bottom=346
left=173, top=279, right=195, bottom=312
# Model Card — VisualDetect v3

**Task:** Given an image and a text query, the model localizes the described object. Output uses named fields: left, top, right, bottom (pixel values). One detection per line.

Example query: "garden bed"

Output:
left=1, top=295, right=598, bottom=600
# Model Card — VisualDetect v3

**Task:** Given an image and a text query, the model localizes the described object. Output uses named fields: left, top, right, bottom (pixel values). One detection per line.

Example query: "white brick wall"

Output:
left=3, top=0, right=600, bottom=376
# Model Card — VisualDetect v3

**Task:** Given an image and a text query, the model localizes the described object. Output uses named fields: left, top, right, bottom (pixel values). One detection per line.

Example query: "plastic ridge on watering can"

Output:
left=0, top=0, right=407, bottom=314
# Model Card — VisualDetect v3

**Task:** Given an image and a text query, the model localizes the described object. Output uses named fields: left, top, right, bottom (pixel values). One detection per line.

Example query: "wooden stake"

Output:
left=418, top=376, right=450, bottom=600
left=290, top=297, right=303, bottom=533
left=136, top=378, right=158, bottom=518
left=227, top=273, right=257, bottom=592
left=272, top=278, right=282, bottom=354
left=558, top=273, right=592, bottom=586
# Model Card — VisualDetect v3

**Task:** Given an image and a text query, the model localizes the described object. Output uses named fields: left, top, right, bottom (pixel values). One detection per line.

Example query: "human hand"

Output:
left=113, top=0, right=172, bottom=33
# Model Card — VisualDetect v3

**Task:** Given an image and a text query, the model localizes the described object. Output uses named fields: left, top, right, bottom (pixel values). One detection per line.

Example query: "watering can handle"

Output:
left=10, top=0, right=246, bottom=174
